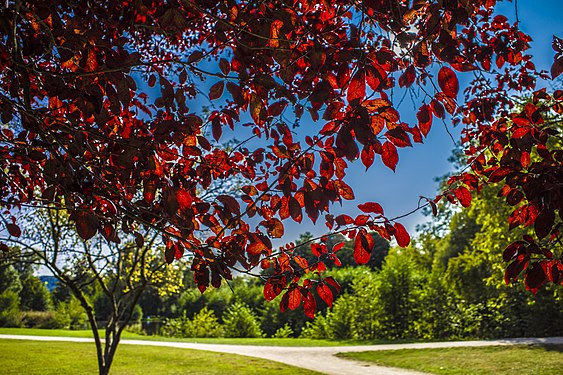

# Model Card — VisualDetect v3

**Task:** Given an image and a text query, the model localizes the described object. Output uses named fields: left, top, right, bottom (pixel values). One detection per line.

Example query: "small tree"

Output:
left=1, top=208, right=184, bottom=375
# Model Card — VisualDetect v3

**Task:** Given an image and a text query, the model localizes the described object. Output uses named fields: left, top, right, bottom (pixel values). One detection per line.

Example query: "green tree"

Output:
left=19, top=275, right=52, bottom=311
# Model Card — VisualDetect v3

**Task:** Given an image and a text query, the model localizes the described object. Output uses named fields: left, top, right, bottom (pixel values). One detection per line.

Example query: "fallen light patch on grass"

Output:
left=337, top=344, right=563, bottom=375
left=0, top=339, right=321, bottom=375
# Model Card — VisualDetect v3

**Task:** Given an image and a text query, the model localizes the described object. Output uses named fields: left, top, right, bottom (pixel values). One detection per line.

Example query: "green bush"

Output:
left=223, top=302, right=263, bottom=338
left=300, top=314, right=330, bottom=339
left=21, top=311, right=67, bottom=329
left=273, top=323, right=294, bottom=338
left=53, top=297, right=87, bottom=329
left=0, top=291, right=22, bottom=327
left=161, top=308, right=224, bottom=338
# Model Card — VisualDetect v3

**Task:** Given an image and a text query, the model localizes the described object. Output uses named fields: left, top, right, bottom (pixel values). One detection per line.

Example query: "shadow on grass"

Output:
left=535, top=344, right=563, bottom=353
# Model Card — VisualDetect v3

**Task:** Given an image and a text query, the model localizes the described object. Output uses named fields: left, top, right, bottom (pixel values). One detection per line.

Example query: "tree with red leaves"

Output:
left=0, top=0, right=562, bottom=344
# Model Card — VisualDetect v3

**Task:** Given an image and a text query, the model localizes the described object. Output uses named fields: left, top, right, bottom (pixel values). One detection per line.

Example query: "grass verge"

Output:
left=0, top=327, right=415, bottom=347
left=337, top=344, right=563, bottom=375
left=0, top=339, right=321, bottom=374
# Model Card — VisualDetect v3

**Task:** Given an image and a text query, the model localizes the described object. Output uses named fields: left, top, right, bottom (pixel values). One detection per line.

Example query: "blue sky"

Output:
left=278, top=1, right=563, bottom=244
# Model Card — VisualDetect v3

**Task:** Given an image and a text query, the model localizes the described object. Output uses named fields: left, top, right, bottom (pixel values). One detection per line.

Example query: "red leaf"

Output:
left=294, top=255, right=309, bottom=271
left=381, top=141, right=398, bottom=171
left=217, top=194, right=240, bottom=214
left=212, top=119, right=222, bottom=141
left=324, top=276, right=341, bottom=294
left=505, top=256, right=529, bottom=284
left=226, top=82, right=245, bottom=106
left=347, top=70, right=366, bottom=105
left=289, top=196, right=302, bottom=223
left=399, top=65, right=416, bottom=88
left=188, top=50, right=204, bottom=63
left=219, top=58, right=231, bottom=75
left=354, top=229, right=373, bottom=265
left=74, top=212, right=98, bottom=240
left=551, top=56, right=563, bottom=80
left=454, top=186, right=472, bottom=207
left=288, top=287, right=302, bottom=310
left=303, top=290, right=316, bottom=318
left=264, top=279, right=284, bottom=301
left=358, top=202, right=384, bottom=215
left=317, top=283, right=334, bottom=307
left=361, top=146, right=375, bottom=169
left=148, top=75, right=156, bottom=87
left=268, top=100, right=288, bottom=117
left=164, top=243, right=175, bottom=264
left=335, top=214, right=354, bottom=226
left=503, top=241, right=525, bottom=262
left=535, top=209, right=555, bottom=240
left=394, top=222, right=410, bottom=247
left=430, top=99, right=445, bottom=119
left=552, top=36, right=563, bottom=79
left=417, top=104, right=433, bottom=137
left=280, top=291, right=289, bottom=312
left=143, top=181, right=156, bottom=203
left=209, top=81, right=224, bottom=100
left=6, top=223, right=21, bottom=238
left=250, top=94, right=265, bottom=125
left=334, top=180, right=355, bottom=200
left=365, top=66, right=381, bottom=91
left=176, top=188, right=192, bottom=211
left=332, top=242, right=345, bottom=252
left=247, top=233, right=271, bottom=256
left=265, top=218, right=284, bottom=238
left=385, top=128, right=412, bottom=147
left=438, top=67, right=459, bottom=98
left=525, top=262, right=547, bottom=293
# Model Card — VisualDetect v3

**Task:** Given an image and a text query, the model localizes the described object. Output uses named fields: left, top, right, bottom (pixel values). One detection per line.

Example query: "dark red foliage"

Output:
left=0, top=0, right=561, bottom=315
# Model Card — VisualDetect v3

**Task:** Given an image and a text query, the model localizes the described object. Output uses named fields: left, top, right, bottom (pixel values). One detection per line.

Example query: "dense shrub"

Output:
left=162, top=308, right=224, bottom=338
left=0, top=291, right=22, bottom=327
left=21, top=311, right=67, bottom=329
left=273, top=323, right=294, bottom=338
left=223, top=302, right=263, bottom=338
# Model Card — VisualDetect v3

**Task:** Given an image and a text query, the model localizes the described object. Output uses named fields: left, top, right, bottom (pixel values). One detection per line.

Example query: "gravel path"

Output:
left=1, top=334, right=562, bottom=375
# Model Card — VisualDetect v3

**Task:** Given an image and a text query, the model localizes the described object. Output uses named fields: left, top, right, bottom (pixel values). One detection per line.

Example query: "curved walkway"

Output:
left=1, top=334, right=562, bottom=375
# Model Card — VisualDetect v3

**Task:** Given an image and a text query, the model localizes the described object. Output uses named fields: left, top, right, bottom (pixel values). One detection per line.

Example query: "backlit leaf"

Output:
left=438, top=67, right=459, bottom=98
left=381, top=141, right=398, bottom=171
left=209, top=81, right=224, bottom=100
left=394, top=222, right=410, bottom=247
left=347, top=70, right=366, bottom=105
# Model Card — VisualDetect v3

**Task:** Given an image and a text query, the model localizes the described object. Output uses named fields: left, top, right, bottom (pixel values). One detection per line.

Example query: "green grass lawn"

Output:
left=338, top=345, right=563, bottom=375
left=0, top=339, right=321, bottom=375
left=0, top=327, right=415, bottom=347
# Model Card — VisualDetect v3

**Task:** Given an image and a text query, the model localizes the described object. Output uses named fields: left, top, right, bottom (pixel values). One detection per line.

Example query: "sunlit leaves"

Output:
left=393, top=222, right=410, bottom=248
left=317, top=283, right=334, bottom=307
left=354, top=229, right=373, bottom=265
left=381, top=141, right=398, bottom=171
left=358, top=202, right=384, bottom=215
left=438, top=67, right=459, bottom=98
left=416, top=104, right=432, bottom=137
left=399, top=65, right=416, bottom=88
left=347, top=70, right=366, bottom=105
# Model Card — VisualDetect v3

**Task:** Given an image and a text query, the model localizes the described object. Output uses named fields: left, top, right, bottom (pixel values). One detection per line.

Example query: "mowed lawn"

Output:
left=0, top=339, right=320, bottom=375
left=338, top=344, right=563, bottom=375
